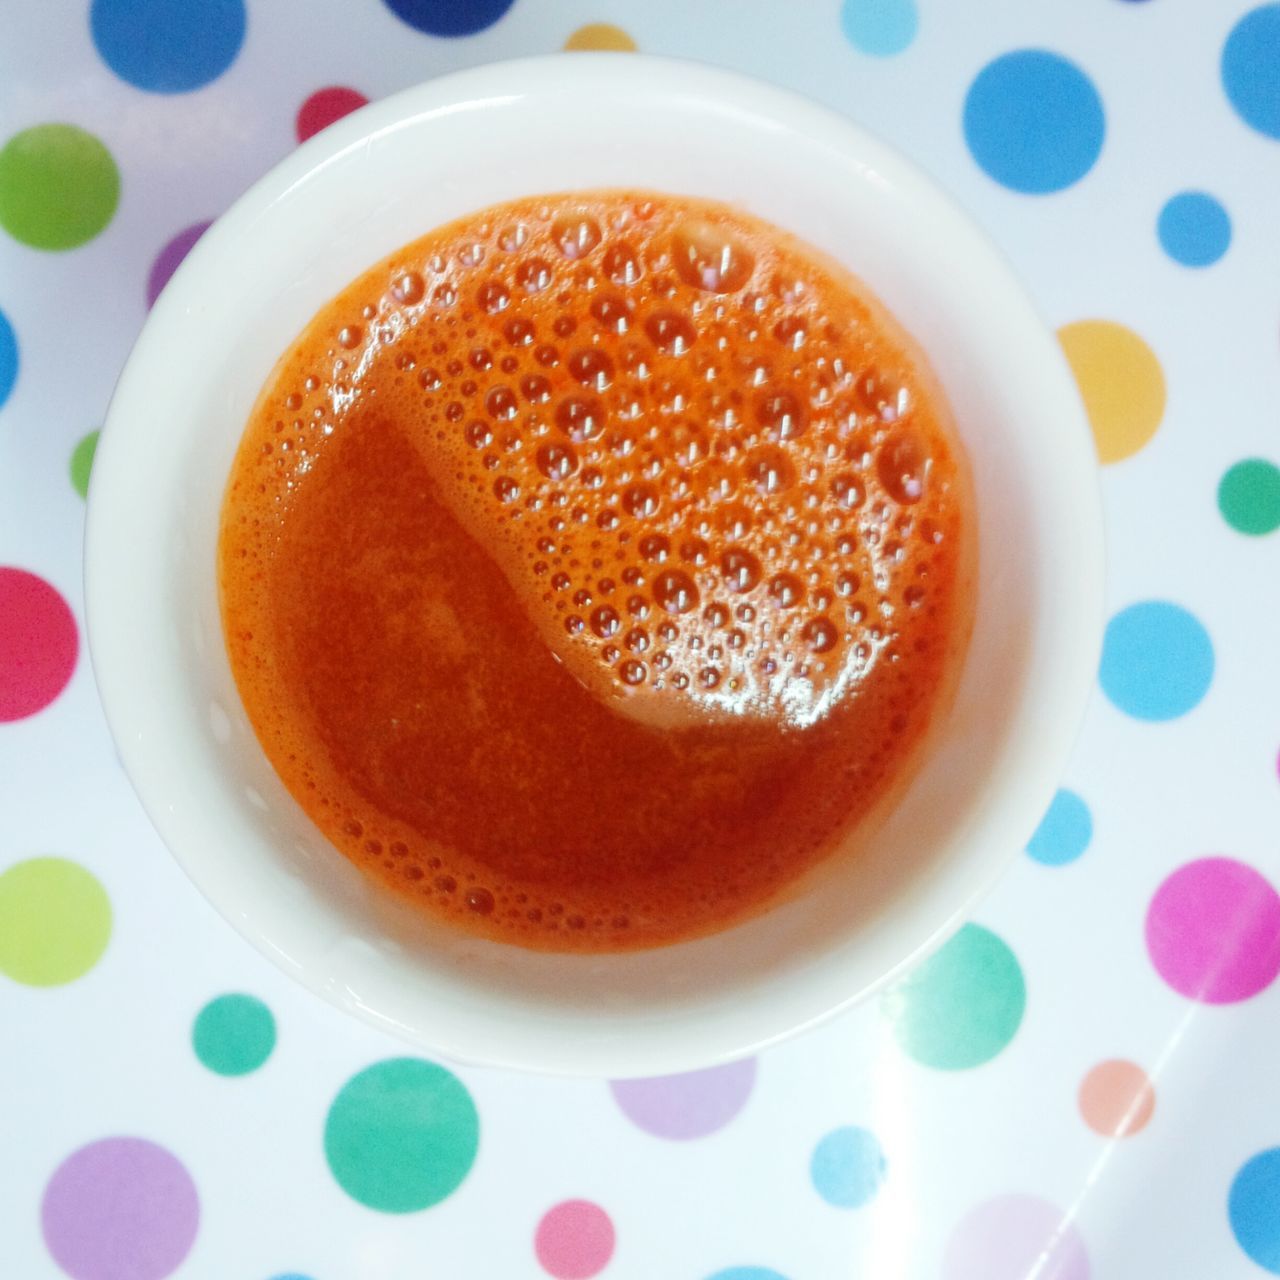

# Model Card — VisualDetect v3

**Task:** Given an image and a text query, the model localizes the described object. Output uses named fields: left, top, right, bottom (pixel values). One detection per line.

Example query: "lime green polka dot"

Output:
left=192, top=993, right=276, bottom=1076
left=70, top=429, right=99, bottom=499
left=1219, top=458, right=1280, bottom=536
left=882, top=923, right=1025, bottom=1070
left=324, top=1057, right=479, bottom=1212
left=0, top=857, right=111, bottom=986
left=0, top=124, right=120, bottom=250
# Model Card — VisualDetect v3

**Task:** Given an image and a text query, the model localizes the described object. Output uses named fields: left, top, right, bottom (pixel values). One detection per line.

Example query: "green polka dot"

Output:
left=192, top=993, right=276, bottom=1076
left=0, top=124, right=120, bottom=250
left=70, top=429, right=99, bottom=499
left=1219, top=458, right=1280, bottom=536
left=0, top=857, right=111, bottom=986
left=324, top=1057, right=479, bottom=1213
left=882, top=923, right=1025, bottom=1070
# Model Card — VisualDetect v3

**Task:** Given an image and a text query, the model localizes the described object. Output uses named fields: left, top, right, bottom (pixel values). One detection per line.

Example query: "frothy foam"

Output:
left=219, top=191, right=971, bottom=951
left=280, top=195, right=958, bottom=728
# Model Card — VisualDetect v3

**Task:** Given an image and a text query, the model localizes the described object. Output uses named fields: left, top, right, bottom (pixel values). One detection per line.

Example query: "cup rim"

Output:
left=86, top=53, right=1104, bottom=1076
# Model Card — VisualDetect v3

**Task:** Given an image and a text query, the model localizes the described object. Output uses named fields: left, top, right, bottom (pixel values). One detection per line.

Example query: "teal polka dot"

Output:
left=706, top=1270, right=790, bottom=1280
left=963, top=50, right=1105, bottom=194
left=810, top=1126, right=886, bottom=1208
left=1219, top=459, right=1280, bottom=536
left=324, top=1057, right=479, bottom=1213
left=1223, top=5, right=1280, bottom=141
left=192, top=993, right=276, bottom=1076
left=1100, top=601, right=1214, bottom=721
left=883, top=924, right=1025, bottom=1070
left=1026, top=789, right=1092, bottom=866
left=1231, top=1148, right=1280, bottom=1272
left=840, top=0, right=917, bottom=57
left=1158, top=192, right=1231, bottom=267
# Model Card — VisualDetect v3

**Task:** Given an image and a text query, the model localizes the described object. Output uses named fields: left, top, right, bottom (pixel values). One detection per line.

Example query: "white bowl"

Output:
left=86, top=55, right=1102, bottom=1077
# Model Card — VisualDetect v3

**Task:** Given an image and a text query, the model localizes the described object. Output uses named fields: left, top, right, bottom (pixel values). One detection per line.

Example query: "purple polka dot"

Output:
left=944, top=1195, right=1089, bottom=1280
left=610, top=1058, right=756, bottom=1139
left=146, top=222, right=211, bottom=309
left=1145, top=857, right=1280, bottom=1003
left=42, top=1137, right=199, bottom=1280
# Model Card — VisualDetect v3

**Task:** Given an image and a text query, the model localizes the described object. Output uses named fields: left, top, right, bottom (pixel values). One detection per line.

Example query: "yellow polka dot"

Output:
left=564, top=22, right=637, bottom=52
left=0, top=857, right=111, bottom=986
left=1058, top=320, right=1166, bottom=464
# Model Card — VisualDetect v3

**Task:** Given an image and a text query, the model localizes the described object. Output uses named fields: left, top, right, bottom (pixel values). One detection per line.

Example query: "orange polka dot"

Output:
left=563, top=22, right=637, bottom=52
left=1078, top=1059, right=1155, bottom=1137
left=1058, top=320, right=1166, bottom=465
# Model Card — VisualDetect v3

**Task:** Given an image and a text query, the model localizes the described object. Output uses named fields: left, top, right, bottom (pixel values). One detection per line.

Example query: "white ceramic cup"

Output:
left=86, top=54, right=1103, bottom=1077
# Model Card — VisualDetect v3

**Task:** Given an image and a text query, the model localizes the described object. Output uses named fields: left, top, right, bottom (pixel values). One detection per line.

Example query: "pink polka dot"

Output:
left=0, top=567, right=78, bottom=721
left=296, top=87, right=369, bottom=143
left=1146, top=857, right=1280, bottom=1003
left=944, top=1195, right=1089, bottom=1280
left=535, top=1199, right=615, bottom=1279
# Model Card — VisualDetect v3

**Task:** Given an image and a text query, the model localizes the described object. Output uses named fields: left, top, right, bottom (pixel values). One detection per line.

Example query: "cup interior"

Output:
left=86, top=55, right=1102, bottom=1076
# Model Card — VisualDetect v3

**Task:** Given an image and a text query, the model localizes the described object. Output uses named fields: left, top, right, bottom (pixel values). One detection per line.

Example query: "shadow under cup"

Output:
left=86, top=57, right=1101, bottom=1076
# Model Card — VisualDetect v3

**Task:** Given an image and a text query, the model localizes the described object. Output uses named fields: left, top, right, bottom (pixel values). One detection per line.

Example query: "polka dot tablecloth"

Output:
left=2, top=2, right=1279, bottom=1277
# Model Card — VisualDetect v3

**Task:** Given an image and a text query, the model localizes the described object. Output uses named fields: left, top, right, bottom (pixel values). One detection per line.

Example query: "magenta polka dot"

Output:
left=609, top=1058, right=756, bottom=1139
left=0, top=567, right=78, bottom=721
left=534, top=1199, right=615, bottom=1278
left=944, top=1195, right=1089, bottom=1280
left=42, top=1137, right=199, bottom=1280
left=1145, top=857, right=1280, bottom=1003
left=146, top=221, right=211, bottom=309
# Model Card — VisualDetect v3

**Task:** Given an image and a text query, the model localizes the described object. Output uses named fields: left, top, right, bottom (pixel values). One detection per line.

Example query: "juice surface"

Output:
left=219, top=191, right=972, bottom=951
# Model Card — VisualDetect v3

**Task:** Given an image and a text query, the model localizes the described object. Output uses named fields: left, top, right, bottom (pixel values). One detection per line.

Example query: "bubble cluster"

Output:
left=222, top=191, right=970, bottom=949
left=267, top=193, right=963, bottom=725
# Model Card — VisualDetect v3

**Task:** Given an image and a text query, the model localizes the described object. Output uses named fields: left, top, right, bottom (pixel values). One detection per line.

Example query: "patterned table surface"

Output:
left=3, top=2, right=1280, bottom=1278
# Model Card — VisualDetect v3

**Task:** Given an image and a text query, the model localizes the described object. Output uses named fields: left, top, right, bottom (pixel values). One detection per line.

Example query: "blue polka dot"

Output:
left=1100, top=601, right=1214, bottom=722
left=1026, top=789, right=1093, bottom=866
left=0, top=308, right=17, bottom=411
left=810, top=1126, right=886, bottom=1208
left=706, top=1270, right=790, bottom=1280
left=1230, top=1148, right=1280, bottom=1272
left=963, top=50, right=1106, bottom=194
left=1223, top=5, right=1280, bottom=140
left=91, top=0, right=246, bottom=94
left=1158, top=192, right=1232, bottom=267
left=840, top=0, right=918, bottom=57
left=383, top=0, right=515, bottom=37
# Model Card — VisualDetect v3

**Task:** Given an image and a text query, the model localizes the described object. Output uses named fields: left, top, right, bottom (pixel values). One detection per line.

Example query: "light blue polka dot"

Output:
left=1158, top=192, right=1231, bottom=267
left=1026, top=789, right=1092, bottom=866
left=841, top=0, right=918, bottom=57
left=0, top=307, right=17, bottom=410
left=706, top=1270, right=790, bottom=1280
left=810, top=1126, right=886, bottom=1208
left=963, top=50, right=1105, bottom=194
left=1223, top=5, right=1280, bottom=140
left=91, top=0, right=246, bottom=94
left=267, top=1274, right=315, bottom=1280
left=1100, top=601, right=1214, bottom=721
left=1230, top=1148, right=1280, bottom=1272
